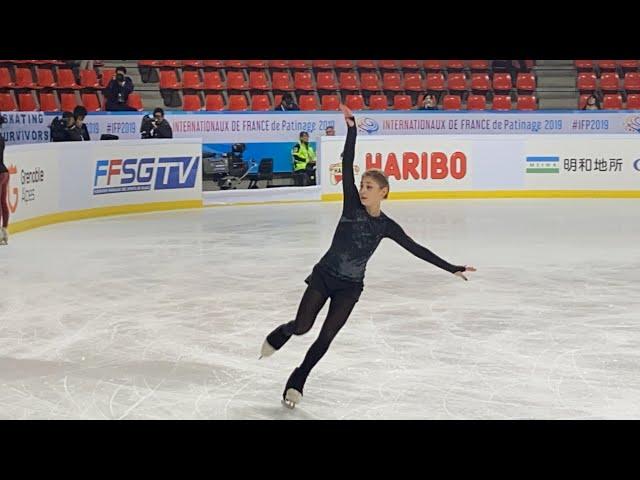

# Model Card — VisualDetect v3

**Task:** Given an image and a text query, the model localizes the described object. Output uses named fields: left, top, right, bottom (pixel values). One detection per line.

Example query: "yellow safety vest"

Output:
left=292, top=142, right=316, bottom=171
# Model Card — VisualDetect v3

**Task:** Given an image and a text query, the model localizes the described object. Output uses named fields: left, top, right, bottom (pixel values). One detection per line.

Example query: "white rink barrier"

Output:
left=319, top=134, right=640, bottom=200
left=6, top=138, right=203, bottom=234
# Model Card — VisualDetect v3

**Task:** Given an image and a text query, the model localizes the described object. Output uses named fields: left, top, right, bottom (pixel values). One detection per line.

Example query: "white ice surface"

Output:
left=0, top=199, right=639, bottom=419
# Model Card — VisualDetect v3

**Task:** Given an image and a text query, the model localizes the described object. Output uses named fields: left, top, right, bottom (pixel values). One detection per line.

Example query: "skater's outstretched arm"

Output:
left=386, top=220, right=476, bottom=280
left=339, top=104, right=360, bottom=212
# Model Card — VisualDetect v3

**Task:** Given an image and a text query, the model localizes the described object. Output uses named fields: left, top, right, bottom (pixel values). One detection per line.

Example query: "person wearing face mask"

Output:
left=105, top=66, right=136, bottom=111
left=291, top=130, right=316, bottom=186
left=67, top=106, right=91, bottom=141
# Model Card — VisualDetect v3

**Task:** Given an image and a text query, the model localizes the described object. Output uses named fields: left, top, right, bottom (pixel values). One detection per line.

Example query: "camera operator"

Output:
left=49, top=111, right=75, bottom=142
left=105, top=66, right=136, bottom=111
left=141, top=108, right=173, bottom=139
left=67, top=106, right=91, bottom=141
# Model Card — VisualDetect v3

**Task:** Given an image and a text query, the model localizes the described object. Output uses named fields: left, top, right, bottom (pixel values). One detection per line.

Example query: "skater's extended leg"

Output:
left=282, top=294, right=359, bottom=407
left=261, top=287, right=328, bottom=357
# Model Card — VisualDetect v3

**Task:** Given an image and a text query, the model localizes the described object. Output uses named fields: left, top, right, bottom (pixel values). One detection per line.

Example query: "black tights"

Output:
left=272, top=286, right=359, bottom=384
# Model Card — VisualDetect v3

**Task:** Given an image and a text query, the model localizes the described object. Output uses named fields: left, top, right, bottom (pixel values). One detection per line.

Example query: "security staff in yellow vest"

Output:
left=291, top=131, right=316, bottom=186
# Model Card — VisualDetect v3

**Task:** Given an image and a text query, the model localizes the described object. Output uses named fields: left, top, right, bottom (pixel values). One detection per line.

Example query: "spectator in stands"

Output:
left=105, top=66, right=136, bottom=111
left=67, top=106, right=91, bottom=141
left=324, top=126, right=335, bottom=136
left=150, top=108, right=173, bottom=138
left=292, top=131, right=316, bottom=186
left=582, top=94, right=601, bottom=110
left=275, top=93, right=299, bottom=111
left=418, top=94, right=438, bottom=110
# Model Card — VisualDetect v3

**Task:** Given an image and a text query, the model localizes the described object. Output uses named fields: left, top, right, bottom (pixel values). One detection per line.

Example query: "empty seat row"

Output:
left=0, top=67, right=115, bottom=90
left=0, top=90, right=143, bottom=112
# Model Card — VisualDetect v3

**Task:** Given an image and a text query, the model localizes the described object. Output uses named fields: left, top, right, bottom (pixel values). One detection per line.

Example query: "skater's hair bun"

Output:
left=362, top=169, right=389, bottom=199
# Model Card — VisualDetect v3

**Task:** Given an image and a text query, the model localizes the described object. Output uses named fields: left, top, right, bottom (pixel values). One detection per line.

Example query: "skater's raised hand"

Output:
left=339, top=104, right=355, bottom=127
left=454, top=266, right=477, bottom=281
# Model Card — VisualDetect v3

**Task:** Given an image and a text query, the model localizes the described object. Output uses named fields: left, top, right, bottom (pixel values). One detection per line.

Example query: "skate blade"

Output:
left=260, top=339, right=276, bottom=359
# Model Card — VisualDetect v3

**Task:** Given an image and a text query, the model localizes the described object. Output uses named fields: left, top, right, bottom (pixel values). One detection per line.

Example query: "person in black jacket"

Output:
left=274, top=93, right=299, bottom=111
left=50, top=111, right=76, bottom=142
left=105, top=66, right=136, bottom=111
left=67, top=106, right=91, bottom=141
left=150, top=108, right=173, bottom=138
left=260, top=105, right=476, bottom=409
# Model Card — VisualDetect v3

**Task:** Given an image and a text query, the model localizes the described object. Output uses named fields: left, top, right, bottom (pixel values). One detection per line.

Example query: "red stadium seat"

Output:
left=602, top=94, right=623, bottom=109
left=100, top=69, right=115, bottom=88
left=39, top=92, right=58, bottom=111
left=228, top=94, right=249, bottom=111
left=360, top=72, right=381, bottom=91
left=251, top=94, right=271, bottom=111
left=442, top=95, right=462, bottom=110
left=271, top=72, right=294, bottom=91
left=158, top=60, right=181, bottom=68
left=203, top=71, right=225, bottom=90
left=226, top=71, right=248, bottom=90
left=321, top=95, right=341, bottom=111
left=246, top=60, right=268, bottom=69
left=294, top=71, right=314, bottom=91
left=575, top=60, right=594, bottom=71
left=466, top=94, right=487, bottom=110
left=205, top=94, right=225, bottom=111
left=127, top=93, right=143, bottom=111
left=224, top=60, right=247, bottom=69
left=578, top=94, right=592, bottom=110
left=182, top=60, right=204, bottom=68
left=159, top=69, right=181, bottom=89
left=423, top=60, right=443, bottom=71
left=17, top=92, right=38, bottom=111
left=334, top=60, right=355, bottom=70
left=491, top=95, right=512, bottom=111
left=425, top=73, right=445, bottom=91
left=516, top=73, right=536, bottom=92
left=393, top=95, right=413, bottom=110
left=446, top=60, right=465, bottom=71
left=345, top=94, right=365, bottom=110
left=289, top=60, right=311, bottom=70
left=400, top=60, right=421, bottom=70
left=0, top=67, right=14, bottom=88
left=316, top=71, right=338, bottom=90
left=182, top=94, right=203, bottom=111
left=299, top=95, right=319, bottom=110
left=382, top=72, right=403, bottom=91
left=79, top=69, right=100, bottom=89
left=597, top=60, right=617, bottom=72
left=0, top=92, right=17, bottom=111
left=181, top=70, right=203, bottom=89
left=312, top=60, right=334, bottom=70
left=577, top=72, right=597, bottom=93
left=403, top=72, right=424, bottom=92
left=339, top=72, right=359, bottom=91
left=469, top=60, right=489, bottom=72
left=59, top=92, right=78, bottom=112
left=369, top=95, right=388, bottom=110
left=356, top=60, right=377, bottom=70
left=248, top=71, right=270, bottom=91
left=599, top=72, right=620, bottom=92
left=268, top=60, right=289, bottom=69
left=626, top=94, right=640, bottom=109
left=378, top=60, right=399, bottom=70
left=623, top=72, right=640, bottom=92
left=138, top=60, right=160, bottom=67
left=203, top=60, right=225, bottom=68
left=81, top=92, right=101, bottom=111
left=492, top=73, right=512, bottom=92
left=37, top=68, right=58, bottom=89
left=447, top=73, right=466, bottom=92
left=470, top=73, right=491, bottom=93
left=15, top=67, right=36, bottom=88
left=516, top=95, right=537, bottom=110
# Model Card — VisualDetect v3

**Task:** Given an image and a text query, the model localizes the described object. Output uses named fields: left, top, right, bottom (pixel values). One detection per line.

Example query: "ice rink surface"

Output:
left=1, top=199, right=639, bottom=419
